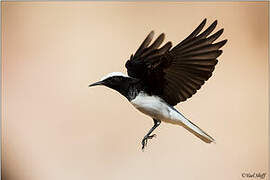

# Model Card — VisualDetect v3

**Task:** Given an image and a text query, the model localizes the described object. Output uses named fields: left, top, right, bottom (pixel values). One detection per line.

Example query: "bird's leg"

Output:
left=142, top=119, right=161, bottom=150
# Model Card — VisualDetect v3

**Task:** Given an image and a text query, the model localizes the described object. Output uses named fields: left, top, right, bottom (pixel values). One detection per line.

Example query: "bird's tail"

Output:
left=181, top=117, right=215, bottom=143
left=171, top=108, right=215, bottom=143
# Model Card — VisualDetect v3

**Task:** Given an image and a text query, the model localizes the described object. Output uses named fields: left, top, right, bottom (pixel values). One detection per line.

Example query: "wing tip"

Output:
left=217, top=50, right=223, bottom=56
left=202, top=18, right=207, bottom=24
left=219, top=39, right=228, bottom=46
left=219, top=28, right=224, bottom=34
left=149, top=30, right=155, bottom=39
left=212, top=19, right=218, bottom=26
left=199, top=18, right=207, bottom=30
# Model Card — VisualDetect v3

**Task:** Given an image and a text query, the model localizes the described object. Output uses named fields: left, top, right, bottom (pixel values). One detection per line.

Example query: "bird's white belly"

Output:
left=130, top=92, right=178, bottom=122
left=130, top=92, right=215, bottom=143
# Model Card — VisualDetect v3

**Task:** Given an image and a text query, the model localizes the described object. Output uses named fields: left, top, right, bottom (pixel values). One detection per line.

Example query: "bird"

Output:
left=89, top=18, right=227, bottom=150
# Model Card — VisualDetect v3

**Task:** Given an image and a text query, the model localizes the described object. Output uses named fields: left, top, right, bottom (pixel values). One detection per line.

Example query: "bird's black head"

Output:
left=89, top=72, right=137, bottom=99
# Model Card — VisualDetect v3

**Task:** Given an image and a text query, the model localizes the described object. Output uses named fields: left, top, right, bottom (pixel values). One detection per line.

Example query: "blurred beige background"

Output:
left=2, top=2, right=268, bottom=180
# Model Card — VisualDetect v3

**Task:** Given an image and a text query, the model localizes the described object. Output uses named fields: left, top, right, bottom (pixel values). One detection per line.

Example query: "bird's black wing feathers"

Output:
left=125, top=31, right=172, bottom=79
left=125, top=19, right=227, bottom=106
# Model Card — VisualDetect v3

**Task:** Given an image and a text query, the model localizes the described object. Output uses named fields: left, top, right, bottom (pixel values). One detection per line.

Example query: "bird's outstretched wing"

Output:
left=125, top=19, right=227, bottom=106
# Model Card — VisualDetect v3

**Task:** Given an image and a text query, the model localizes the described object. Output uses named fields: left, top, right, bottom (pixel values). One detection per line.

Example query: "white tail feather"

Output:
left=169, top=108, right=215, bottom=143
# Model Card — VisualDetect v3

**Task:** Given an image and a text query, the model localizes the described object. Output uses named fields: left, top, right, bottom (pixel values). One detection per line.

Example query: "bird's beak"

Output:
left=88, top=81, right=104, bottom=87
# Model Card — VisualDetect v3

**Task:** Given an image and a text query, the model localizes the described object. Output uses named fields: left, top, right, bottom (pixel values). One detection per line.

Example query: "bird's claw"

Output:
left=141, top=134, right=157, bottom=150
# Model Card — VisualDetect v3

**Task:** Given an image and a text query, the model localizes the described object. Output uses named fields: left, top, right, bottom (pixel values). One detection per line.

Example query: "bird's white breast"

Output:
left=130, top=92, right=179, bottom=122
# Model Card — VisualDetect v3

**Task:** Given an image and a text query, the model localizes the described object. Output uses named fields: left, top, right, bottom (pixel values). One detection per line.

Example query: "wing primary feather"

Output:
left=171, top=29, right=224, bottom=55
left=180, top=39, right=227, bottom=55
left=148, top=33, right=165, bottom=50
left=196, top=20, right=217, bottom=39
left=168, top=67, right=212, bottom=80
left=134, top=31, right=154, bottom=57
left=174, top=18, right=207, bottom=49
left=166, top=69, right=204, bottom=87
left=205, top=29, right=224, bottom=44
left=174, top=64, right=215, bottom=72
left=141, top=33, right=165, bottom=58
left=158, top=42, right=172, bottom=54
left=146, top=42, right=172, bottom=60
left=171, top=22, right=222, bottom=53
left=178, top=50, right=223, bottom=59
left=167, top=70, right=204, bottom=87
left=176, top=59, right=218, bottom=66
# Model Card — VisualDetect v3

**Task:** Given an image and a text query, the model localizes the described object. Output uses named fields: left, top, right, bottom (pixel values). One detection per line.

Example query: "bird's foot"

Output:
left=141, top=134, right=156, bottom=150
